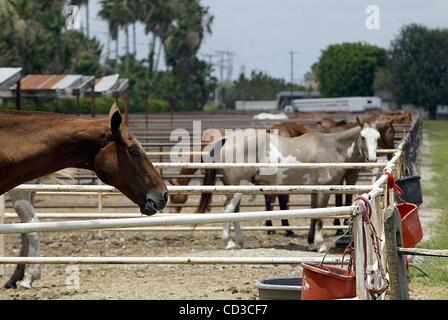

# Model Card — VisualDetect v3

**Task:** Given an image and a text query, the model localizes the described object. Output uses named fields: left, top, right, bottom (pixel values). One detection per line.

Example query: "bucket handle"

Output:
left=319, top=221, right=354, bottom=273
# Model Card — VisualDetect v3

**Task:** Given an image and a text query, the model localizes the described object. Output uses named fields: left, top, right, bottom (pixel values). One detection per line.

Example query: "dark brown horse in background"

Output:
left=0, top=104, right=168, bottom=288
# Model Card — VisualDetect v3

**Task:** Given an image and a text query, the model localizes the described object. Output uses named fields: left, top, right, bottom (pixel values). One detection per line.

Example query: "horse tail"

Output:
left=195, top=137, right=226, bottom=213
left=196, top=168, right=217, bottom=213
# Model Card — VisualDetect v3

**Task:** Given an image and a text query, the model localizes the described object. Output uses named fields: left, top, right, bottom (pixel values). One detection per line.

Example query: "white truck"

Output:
left=285, top=96, right=382, bottom=113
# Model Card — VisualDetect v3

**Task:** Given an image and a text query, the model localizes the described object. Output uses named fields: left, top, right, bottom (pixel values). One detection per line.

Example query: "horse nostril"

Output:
left=162, top=192, right=168, bottom=204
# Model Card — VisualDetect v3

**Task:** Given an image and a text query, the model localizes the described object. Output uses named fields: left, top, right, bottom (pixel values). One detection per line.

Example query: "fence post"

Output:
left=353, top=203, right=368, bottom=300
left=384, top=206, right=409, bottom=300
left=0, top=194, right=5, bottom=276
left=97, top=180, right=103, bottom=213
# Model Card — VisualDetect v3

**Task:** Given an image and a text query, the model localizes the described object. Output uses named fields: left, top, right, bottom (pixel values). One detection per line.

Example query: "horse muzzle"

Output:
left=140, top=191, right=168, bottom=216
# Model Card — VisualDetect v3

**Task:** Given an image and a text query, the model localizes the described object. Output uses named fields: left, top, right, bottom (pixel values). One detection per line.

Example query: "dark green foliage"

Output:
left=316, top=42, right=387, bottom=97
left=0, top=0, right=215, bottom=112
left=222, top=71, right=306, bottom=108
left=389, top=24, right=448, bottom=119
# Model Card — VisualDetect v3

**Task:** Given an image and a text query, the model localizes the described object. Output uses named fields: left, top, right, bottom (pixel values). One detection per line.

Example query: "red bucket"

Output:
left=397, top=203, right=423, bottom=248
left=301, top=263, right=356, bottom=300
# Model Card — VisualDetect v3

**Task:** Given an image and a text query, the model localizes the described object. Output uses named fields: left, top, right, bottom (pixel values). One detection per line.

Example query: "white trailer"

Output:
left=289, top=97, right=381, bottom=113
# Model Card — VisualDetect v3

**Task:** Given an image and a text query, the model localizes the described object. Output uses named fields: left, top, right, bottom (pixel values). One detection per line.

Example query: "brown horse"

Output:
left=1, top=105, right=168, bottom=289
left=0, top=104, right=168, bottom=214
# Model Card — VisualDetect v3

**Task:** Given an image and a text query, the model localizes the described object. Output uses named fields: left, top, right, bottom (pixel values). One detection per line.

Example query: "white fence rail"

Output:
left=10, top=184, right=376, bottom=195
left=0, top=206, right=353, bottom=234
left=0, top=118, right=417, bottom=300
left=0, top=256, right=347, bottom=265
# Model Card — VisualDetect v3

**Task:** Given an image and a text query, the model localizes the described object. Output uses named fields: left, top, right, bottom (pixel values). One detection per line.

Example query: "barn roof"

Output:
left=0, top=67, right=22, bottom=89
left=93, top=74, right=129, bottom=97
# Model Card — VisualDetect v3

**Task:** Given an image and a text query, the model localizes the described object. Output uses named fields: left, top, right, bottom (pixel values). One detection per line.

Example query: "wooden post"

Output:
left=384, top=207, right=409, bottom=300
left=15, top=80, right=21, bottom=110
left=124, top=89, right=129, bottom=125
left=91, top=83, right=96, bottom=118
left=144, top=95, right=148, bottom=130
left=97, top=180, right=103, bottom=213
left=0, top=194, right=5, bottom=276
left=353, top=204, right=368, bottom=300
left=76, top=94, right=80, bottom=116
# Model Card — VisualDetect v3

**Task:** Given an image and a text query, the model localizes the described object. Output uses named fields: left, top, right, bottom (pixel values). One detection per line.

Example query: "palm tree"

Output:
left=139, top=0, right=178, bottom=73
left=98, top=0, right=121, bottom=70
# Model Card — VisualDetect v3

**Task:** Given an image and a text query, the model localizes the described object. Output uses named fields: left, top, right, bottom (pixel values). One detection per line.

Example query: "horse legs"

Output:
left=3, top=233, right=27, bottom=289
left=264, top=195, right=275, bottom=235
left=4, top=194, right=41, bottom=289
left=278, top=195, right=294, bottom=237
left=344, top=170, right=359, bottom=226
left=222, top=193, right=244, bottom=249
left=308, top=193, right=331, bottom=253
left=334, top=193, right=344, bottom=235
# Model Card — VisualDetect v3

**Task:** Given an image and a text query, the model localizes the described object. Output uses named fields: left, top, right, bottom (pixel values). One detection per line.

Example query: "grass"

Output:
left=408, top=120, right=448, bottom=299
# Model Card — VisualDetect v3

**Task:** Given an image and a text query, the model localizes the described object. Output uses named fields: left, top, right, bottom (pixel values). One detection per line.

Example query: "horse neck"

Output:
left=0, top=111, right=110, bottom=194
left=334, top=127, right=364, bottom=162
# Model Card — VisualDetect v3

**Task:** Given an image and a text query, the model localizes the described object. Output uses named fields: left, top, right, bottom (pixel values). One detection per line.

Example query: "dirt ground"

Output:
left=0, top=191, right=349, bottom=300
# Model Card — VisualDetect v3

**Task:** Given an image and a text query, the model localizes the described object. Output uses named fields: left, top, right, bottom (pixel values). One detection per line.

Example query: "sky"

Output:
left=82, top=0, right=448, bottom=84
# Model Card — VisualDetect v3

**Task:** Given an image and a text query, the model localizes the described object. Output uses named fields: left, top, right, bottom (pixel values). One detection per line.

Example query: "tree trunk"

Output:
left=148, top=33, right=156, bottom=73
left=125, top=24, right=129, bottom=73
left=428, top=105, right=437, bottom=120
left=133, top=22, right=137, bottom=54
left=106, top=32, right=110, bottom=63
left=85, top=1, right=90, bottom=37
left=155, top=37, right=163, bottom=72
left=115, top=33, right=119, bottom=72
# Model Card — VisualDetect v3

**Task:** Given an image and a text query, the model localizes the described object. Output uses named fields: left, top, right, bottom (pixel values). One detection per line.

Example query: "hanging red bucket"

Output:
left=397, top=202, right=423, bottom=248
left=300, top=263, right=356, bottom=300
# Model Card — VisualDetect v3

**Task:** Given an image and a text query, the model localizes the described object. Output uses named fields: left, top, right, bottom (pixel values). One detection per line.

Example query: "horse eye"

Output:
left=129, top=150, right=141, bottom=159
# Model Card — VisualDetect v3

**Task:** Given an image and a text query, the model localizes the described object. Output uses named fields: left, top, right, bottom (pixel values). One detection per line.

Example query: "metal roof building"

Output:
left=0, top=67, right=23, bottom=109
left=0, top=70, right=129, bottom=118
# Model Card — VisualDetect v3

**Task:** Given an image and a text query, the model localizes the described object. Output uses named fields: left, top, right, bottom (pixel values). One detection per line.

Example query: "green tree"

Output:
left=316, top=42, right=387, bottom=97
left=222, top=71, right=306, bottom=108
left=389, top=24, right=448, bottom=119
left=0, top=0, right=102, bottom=74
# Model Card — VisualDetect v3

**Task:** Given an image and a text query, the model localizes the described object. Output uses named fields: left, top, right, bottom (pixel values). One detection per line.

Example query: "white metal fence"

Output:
left=0, top=122, right=414, bottom=299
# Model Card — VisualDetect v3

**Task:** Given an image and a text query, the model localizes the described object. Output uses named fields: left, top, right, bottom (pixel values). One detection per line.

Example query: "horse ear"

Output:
left=109, top=103, right=122, bottom=132
left=356, top=117, right=363, bottom=128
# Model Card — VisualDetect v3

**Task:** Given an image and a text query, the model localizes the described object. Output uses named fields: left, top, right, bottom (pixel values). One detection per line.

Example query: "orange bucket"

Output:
left=300, top=263, right=356, bottom=300
left=397, top=203, right=423, bottom=248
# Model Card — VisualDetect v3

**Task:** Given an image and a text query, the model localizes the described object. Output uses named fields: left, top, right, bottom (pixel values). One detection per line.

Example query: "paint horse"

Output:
left=168, top=123, right=314, bottom=236
left=0, top=105, right=168, bottom=288
left=197, top=122, right=381, bottom=251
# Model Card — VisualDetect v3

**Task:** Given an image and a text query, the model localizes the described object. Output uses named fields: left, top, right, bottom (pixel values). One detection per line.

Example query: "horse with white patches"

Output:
left=198, top=122, right=380, bottom=252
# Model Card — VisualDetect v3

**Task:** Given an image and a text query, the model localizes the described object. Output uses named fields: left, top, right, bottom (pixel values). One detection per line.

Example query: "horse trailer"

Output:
left=285, top=97, right=382, bottom=113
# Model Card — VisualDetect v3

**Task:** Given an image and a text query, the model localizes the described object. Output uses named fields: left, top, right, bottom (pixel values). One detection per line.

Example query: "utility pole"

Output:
left=215, top=50, right=235, bottom=109
left=201, top=53, right=217, bottom=104
left=289, top=51, right=298, bottom=101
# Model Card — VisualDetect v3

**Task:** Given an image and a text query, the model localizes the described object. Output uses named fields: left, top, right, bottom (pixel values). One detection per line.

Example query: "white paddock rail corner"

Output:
left=0, top=127, right=410, bottom=300
left=351, top=137, right=405, bottom=300
left=11, top=184, right=377, bottom=195
left=0, top=206, right=353, bottom=234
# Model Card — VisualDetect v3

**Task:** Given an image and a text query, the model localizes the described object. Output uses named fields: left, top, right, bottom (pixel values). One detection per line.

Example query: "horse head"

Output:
left=356, top=117, right=381, bottom=163
left=94, top=104, right=168, bottom=215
